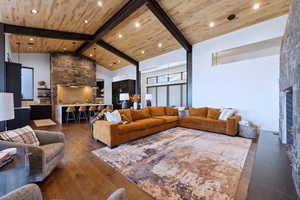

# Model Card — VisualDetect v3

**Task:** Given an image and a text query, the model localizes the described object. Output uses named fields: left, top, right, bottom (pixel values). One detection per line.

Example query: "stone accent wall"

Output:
left=50, top=52, right=96, bottom=119
left=280, top=0, right=300, bottom=196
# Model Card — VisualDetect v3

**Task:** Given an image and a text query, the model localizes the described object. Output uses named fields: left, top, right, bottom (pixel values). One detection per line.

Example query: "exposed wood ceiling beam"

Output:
left=145, top=0, right=192, bottom=52
left=96, top=40, right=138, bottom=66
left=2, top=23, right=138, bottom=68
left=76, top=0, right=146, bottom=55
left=2, top=24, right=93, bottom=41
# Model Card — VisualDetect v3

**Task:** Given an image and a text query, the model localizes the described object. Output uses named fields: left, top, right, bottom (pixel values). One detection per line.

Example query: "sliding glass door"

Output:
left=147, top=83, right=186, bottom=107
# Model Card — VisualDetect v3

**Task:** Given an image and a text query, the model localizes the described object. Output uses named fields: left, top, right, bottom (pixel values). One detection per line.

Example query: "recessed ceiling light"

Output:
left=89, top=54, right=93, bottom=57
left=209, top=22, right=215, bottom=28
left=253, top=3, right=260, bottom=10
left=31, top=9, right=38, bottom=14
left=63, top=48, right=67, bottom=51
left=118, top=60, right=121, bottom=63
left=158, top=43, right=162, bottom=48
left=227, top=14, right=236, bottom=21
left=134, top=22, right=140, bottom=28
left=141, top=50, right=145, bottom=54
left=84, top=20, right=88, bottom=24
left=97, top=1, right=103, bottom=6
left=118, top=34, right=123, bottom=38
left=29, top=38, right=33, bottom=41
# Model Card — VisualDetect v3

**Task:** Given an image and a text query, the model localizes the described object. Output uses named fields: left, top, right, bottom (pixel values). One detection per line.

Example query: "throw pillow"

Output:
left=189, top=107, right=208, bottom=117
left=105, top=110, right=122, bottom=123
left=165, top=107, right=178, bottom=116
left=0, top=126, right=40, bottom=146
left=148, top=107, right=165, bottom=117
left=178, top=110, right=190, bottom=117
left=219, top=108, right=237, bottom=120
left=131, top=109, right=151, bottom=121
left=207, top=108, right=221, bottom=120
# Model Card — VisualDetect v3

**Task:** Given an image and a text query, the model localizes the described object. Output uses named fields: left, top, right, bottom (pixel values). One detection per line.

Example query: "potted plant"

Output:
left=130, top=94, right=140, bottom=110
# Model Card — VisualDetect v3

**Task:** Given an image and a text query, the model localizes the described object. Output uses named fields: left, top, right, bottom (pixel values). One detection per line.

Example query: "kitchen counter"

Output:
left=55, top=103, right=112, bottom=124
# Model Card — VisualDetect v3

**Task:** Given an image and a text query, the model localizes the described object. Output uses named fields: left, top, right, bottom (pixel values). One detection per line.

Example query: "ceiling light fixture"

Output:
left=209, top=22, right=215, bottom=28
left=134, top=22, right=140, bottom=28
left=63, top=48, right=67, bottom=51
left=253, top=3, right=260, bottom=10
left=29, top=38, right=33, bottom=41
left=158, top=43, right=162, bottom=48
left=31, top=9, right=38, bottom=14
left=118, top=34, right=123, bottom=38
left=84, top=20, right=88, bottom=24
left=89, top=54, right=93, bottom=57
left=97, top=1, right=103, bottom=6
left=141, top=50, right=145, bottom=54
left=118, top=60, right=121, bottom=63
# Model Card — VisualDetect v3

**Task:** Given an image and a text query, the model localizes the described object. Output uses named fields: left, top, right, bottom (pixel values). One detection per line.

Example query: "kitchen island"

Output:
left=56, top=103, right=111, bottom=124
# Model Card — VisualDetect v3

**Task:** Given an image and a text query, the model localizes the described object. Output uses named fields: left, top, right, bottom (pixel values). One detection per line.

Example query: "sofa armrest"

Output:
left=34, top=130, right=65, bottom=145
left=0, top=184, right=42, bottom=200
left=93, top=120, right=119, bottom=147
left=226, top=115, right=241, bottom=136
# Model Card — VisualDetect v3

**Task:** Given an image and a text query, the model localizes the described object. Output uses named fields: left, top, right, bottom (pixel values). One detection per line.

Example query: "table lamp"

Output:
left=145, top=94, right=152, bottom=107
left=119, top=93, right=130, bottom=109
left=0, top=93, right=15, bottom=131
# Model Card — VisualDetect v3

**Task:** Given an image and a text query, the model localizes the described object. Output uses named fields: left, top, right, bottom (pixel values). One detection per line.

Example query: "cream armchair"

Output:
left=0, top=130, right=65, bottom=182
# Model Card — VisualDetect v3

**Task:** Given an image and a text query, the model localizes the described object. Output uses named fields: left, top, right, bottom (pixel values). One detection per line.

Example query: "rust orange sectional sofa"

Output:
left=93, top=107, right=241, bottom=147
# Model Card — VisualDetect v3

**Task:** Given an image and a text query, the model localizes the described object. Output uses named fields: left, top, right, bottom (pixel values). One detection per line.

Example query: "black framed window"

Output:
left=21, top=67, right=34, bottom=100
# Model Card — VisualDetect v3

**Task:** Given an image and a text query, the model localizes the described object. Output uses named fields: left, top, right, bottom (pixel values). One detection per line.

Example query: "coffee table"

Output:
left=0, top=147, right=31, bottom=197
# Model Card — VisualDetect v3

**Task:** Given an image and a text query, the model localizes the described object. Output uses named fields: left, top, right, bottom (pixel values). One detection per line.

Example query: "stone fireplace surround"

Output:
left=50, top=52, right=96, bottom=119
left=280, top=0, right=300, bottom=196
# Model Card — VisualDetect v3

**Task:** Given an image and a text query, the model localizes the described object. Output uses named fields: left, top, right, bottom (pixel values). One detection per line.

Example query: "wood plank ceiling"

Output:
left=0, top=0, right=290, bottom=70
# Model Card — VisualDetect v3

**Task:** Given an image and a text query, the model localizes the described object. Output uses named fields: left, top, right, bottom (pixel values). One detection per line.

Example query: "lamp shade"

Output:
left=119, top=93, right=130, bottom=101
left=0, top=93, right=15, bottom=121
left=145, top=94, right=152, bottom=100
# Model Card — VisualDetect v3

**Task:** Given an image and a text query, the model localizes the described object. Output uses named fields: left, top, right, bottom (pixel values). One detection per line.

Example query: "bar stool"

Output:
left=106, top=105, right=113, bottom=112
left=98, top=105, right=105, bottom=112
left=89, top=106, right=98, bottom=118
left=66, top=106, right=76, bottom=123
left=78, top=106, right=88, bottom=122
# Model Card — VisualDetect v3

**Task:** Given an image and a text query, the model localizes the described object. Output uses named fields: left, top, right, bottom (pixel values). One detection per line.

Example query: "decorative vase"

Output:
left=133, top=102, right=138, bottom=110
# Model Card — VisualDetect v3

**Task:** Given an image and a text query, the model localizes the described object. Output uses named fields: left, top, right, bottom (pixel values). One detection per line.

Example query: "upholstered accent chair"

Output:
left=0, top=130, right=65, bottom=182
left=0, top=184, right=127, bottom=200
left=0, top=184, right=42, bottom=200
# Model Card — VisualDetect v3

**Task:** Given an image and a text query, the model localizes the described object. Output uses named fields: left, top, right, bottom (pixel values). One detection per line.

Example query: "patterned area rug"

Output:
left=93, top=127, right=252, bottom=200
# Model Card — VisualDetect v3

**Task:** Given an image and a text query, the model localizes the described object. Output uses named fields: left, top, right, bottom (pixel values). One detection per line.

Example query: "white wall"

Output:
left=112, top=48, right=186, bottom=81
left=11, top=53, right=50, bottom=102
left=96, top=64, right=113, bottom=104
left=193, top=15, right=288, bottom=131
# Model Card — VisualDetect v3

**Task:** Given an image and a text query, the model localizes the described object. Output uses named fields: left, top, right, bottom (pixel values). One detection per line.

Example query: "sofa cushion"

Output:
left=148, top=106, right=166, bottom=117
left=180, top=116, right=226, bottom=129
left=40, top=143, right=64, bottom=163
left=131, top=109, right=151, bottom=121
left=165, top=107, right=178, bottom=116
left=116, top=121, right=146, bottom=133
left=189, top=107, right=208, bottom=117
left=207, top=108, right=221, bottom=119
left=119, top=109, right=133, bottom=122
left=155, top=116, right=179, bottom=123
left=136, top=118, right=165, bottom=128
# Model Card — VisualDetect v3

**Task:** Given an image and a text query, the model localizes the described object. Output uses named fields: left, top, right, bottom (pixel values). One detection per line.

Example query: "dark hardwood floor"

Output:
left=32, top=122, right=256, bottom=200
